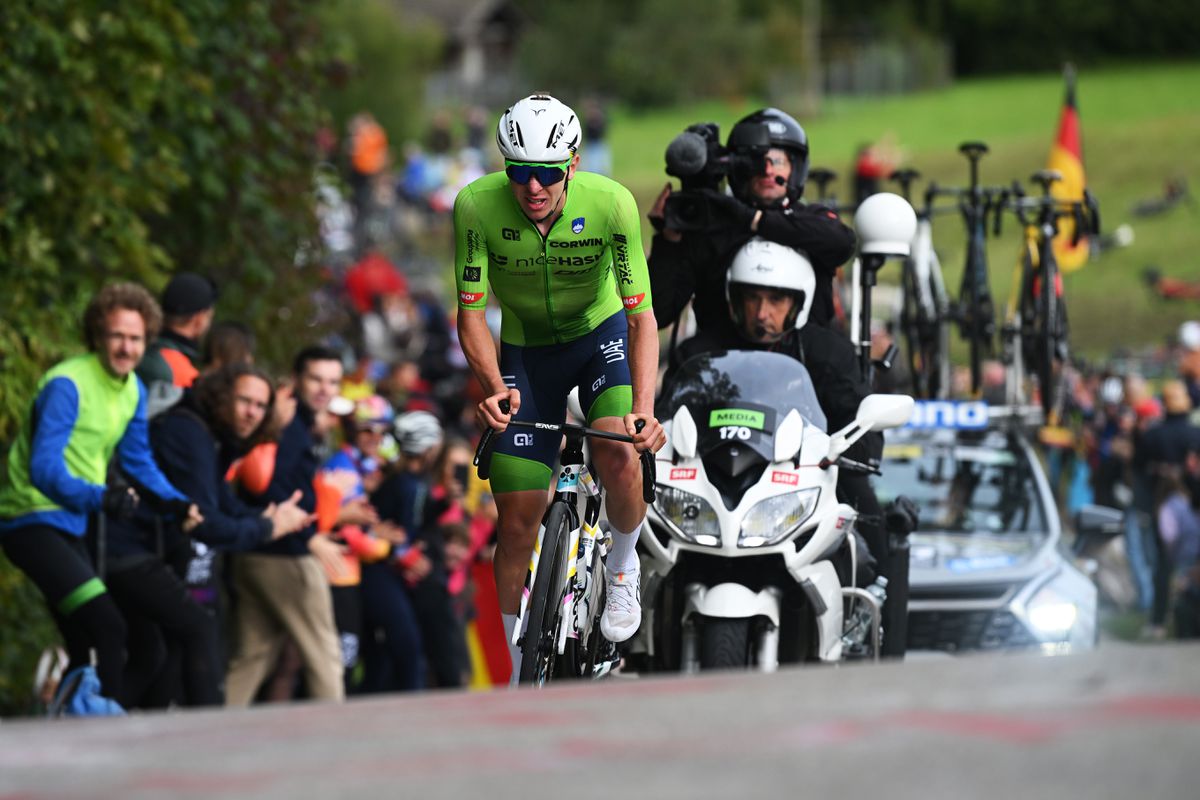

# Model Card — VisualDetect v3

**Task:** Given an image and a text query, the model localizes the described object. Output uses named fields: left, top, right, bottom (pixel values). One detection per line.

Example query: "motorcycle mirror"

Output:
left=671, top=405, right=698, bottom=459
left=827, top=394, right=915, bottom=462
left=773, top=408, right=804, bottom=463
left=857, top=394, right=914, bottom=430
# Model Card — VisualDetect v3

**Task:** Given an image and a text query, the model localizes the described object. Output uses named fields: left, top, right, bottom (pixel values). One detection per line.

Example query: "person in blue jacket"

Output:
left=0, top=283, right=199, bottom=714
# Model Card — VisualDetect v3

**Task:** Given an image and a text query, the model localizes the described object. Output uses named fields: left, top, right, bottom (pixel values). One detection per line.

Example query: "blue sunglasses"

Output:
left=504, top=160, right=570, bottom=186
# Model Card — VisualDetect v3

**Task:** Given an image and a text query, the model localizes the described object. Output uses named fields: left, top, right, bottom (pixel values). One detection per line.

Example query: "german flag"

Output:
left=1047, top=65, right=1089, bottom=272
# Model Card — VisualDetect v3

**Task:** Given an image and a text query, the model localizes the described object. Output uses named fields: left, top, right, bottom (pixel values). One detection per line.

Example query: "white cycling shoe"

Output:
left=600, top=559, right=642, bottom=643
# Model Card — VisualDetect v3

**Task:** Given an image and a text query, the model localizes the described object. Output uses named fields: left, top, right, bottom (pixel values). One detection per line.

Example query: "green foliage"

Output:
left=0, top=0, right=352, bottom=715
left=319, top=0, right=442, bottom=147
left=514, top=0, right=801, bottom=107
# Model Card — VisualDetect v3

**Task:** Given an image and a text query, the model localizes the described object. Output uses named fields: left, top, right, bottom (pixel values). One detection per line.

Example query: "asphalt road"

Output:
left=2, top=643, right=1199, bottom=799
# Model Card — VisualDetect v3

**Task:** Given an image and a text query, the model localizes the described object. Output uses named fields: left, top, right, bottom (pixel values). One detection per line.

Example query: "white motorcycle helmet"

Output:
left=495, top=93, right=582, bottom=163
left=854, top=192, right=917, bottom=257
left=725, top=237, right=817, bottom=339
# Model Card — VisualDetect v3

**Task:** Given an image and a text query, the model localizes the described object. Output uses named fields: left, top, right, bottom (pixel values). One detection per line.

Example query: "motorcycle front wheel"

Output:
left=699, top=617, right=751, bottom=670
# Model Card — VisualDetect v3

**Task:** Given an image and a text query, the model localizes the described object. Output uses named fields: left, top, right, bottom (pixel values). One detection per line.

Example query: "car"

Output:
left=874, top=402, right=1117, bottom=655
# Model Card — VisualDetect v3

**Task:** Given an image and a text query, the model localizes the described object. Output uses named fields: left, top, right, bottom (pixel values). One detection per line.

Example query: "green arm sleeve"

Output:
left=454, top=188, right=489, bottom=310
left=609, top=185, right=652, bottom=315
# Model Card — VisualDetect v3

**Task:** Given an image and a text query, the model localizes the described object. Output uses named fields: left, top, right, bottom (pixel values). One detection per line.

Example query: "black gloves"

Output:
left=141, top=494, right=194, bottom=520
left=884, top=496, right=920, bottom=536
left=101, top=487, right=139, bottom=521
left=698, top=188, right=756, bottom=230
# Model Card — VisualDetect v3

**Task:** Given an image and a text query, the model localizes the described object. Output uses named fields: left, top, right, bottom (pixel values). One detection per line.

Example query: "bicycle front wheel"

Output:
left=519, top=503, right=572, bottom=686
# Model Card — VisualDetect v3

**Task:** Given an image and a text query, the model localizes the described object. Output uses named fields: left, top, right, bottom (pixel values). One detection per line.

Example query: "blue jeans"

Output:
left=1124, top=510, right=1156, bottom=614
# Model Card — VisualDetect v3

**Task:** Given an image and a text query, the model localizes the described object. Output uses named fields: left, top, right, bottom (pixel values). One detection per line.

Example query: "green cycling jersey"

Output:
left=453, top=170, right=652, bottom=346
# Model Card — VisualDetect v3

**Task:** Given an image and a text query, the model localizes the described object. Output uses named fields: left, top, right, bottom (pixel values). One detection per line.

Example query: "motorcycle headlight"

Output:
left=654, top=485, right=720, bottom=547
left=1025, top=583, right=1078, bottom=640
left=739, top=488, right=820, bottom=547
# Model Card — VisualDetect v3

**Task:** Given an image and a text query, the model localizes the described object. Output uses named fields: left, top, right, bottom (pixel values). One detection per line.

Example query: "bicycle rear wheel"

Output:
left=899, top=260, right=929, bottom=397
left=519, top=503, right=572, bottom=686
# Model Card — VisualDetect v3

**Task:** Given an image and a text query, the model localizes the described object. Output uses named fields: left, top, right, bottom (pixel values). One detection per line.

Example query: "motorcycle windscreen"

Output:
left=661, top=348, right=827, bottom=459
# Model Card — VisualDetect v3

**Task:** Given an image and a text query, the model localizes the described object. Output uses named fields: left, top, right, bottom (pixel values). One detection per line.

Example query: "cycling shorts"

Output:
left=490, top=311, right=632, bottom=494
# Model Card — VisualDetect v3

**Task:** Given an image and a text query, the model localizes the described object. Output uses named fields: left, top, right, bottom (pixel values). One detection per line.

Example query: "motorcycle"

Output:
left=633, top=350, right=913, bottom=671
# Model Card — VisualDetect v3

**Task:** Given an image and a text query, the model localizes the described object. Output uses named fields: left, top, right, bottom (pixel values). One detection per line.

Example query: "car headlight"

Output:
left=654, top=485, right=720, bottom=547
left=739, top=488, right=820, bottom=548
left=1025, top=584, right=1078, bottom=639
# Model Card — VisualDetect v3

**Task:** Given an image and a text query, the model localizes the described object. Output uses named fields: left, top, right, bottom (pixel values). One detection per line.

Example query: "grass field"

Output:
left=606, top=61, right=1200, bottom=361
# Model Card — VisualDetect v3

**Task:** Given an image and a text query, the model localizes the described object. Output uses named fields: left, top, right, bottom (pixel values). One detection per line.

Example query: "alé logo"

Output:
left=623, top=293, right=645, bottom=309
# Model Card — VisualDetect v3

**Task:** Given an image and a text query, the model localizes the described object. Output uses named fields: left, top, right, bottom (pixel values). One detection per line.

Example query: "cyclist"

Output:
left=672, top=239, right=895, bottom=578
left=649, top=107, right=855, bottom=339
left=0, top=283, right=199, bottom=713
left=453, top=93, right=666, bottom=671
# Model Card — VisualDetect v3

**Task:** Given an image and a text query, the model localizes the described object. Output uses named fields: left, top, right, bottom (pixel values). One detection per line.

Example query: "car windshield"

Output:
left=658, top=350, right=827, bottom=432
left=874, top=433, right=1048, bottom=536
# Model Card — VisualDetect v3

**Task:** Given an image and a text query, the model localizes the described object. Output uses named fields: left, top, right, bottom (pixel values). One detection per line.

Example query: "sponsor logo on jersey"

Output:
left=771, top=471, right=799, bottom=486
left=462, top=266, right=482, bottom=282
left=465, top=230, right=481, bottom=263
left=459, top=291, right=485, bottom=305
left=502, top=227, right=521, bottom=241
left=572, top=217, right=585, bottom=234
left=513, top=433, right=533, bottom=447
left=612, top=233, right=633, bottom=285
left=600, top=338, right=625, bottom=364
left=670, top=468, right=697, bottom=481
left=548, top=237, right=603, bottom=249
left=489, top=251, right=509, bottom=266
left=623, top=293, right=645, bottom=310
left=549, top=254, right=601, bottom=268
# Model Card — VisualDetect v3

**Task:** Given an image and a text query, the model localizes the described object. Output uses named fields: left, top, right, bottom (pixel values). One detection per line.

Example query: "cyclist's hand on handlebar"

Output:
left=478, top=388, right=520, bottom=432
left=625, top=412, right=666, bottom=453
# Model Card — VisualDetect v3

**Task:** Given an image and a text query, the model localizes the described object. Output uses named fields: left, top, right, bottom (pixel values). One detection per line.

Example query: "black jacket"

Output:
left=245, top=403, right=320, bottom=556
left=649, top=199, right=855, bottom=339
left=105, top=395, right=273, bottom=564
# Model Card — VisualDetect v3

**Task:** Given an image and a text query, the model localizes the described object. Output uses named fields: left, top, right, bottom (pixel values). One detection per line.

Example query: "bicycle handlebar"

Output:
left=472, top=400, right=657, bottom=503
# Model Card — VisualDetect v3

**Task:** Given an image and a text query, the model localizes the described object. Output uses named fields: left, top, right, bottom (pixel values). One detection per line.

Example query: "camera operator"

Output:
left=648, top=108, right=855, bottom=343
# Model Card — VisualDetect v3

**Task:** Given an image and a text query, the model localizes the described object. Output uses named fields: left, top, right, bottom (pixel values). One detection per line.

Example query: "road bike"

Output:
left=890, top=168, right=951, bottom=399
left=946, top=142, right=1011, bottom=397
left=1003, top=170, right=1100, bottom=421
left=474, top=404, right=656, bottom=686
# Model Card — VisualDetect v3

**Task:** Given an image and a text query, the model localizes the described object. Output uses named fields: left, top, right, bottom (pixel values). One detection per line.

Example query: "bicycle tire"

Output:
left=1038, top=255, right=1059, bottom=420
left=519, top=503, right=572, bottom=686
left=899, top=259, right=928, bottom=397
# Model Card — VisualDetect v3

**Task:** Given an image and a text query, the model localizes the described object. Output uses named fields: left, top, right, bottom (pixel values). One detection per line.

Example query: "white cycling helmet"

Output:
left=854, top=192, right=917, bottom=257
left=725, top=237, right=817, bottom=333
left=1179, top=320, right=1200, bottom=352
left=495, top=93, right=581, bottom=163
left=393, top=411, right=443, bottom=456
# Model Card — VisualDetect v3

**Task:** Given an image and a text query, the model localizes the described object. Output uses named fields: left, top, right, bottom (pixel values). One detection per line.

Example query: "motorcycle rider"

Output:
left=648, top=108, right=855, bottom=342
left=672, top=239, right=896, bottom=580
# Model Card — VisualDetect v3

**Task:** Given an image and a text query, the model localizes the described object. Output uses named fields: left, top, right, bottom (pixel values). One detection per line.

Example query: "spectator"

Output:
left=0, top=283, right=197, bottom=714
left=138, top=272, right=219, bottom=416
left=1137, top=381, right=1200, bottom=635
left=224, top=345, right=351, bottom=705
left=104, top=364, right=311, bottom=708
left=373, top=411, right=468, bottom=688
left=1178, top=321, right=1200, bottom=411
left=201, top=320, right=256, bottom=375
left=580, top=98, right=612, bottom=176
left=320, top=396, right=415, bottom=694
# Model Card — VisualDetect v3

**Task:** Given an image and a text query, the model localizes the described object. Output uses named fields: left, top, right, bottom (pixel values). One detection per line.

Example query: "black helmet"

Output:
left=726, top=108, right=810, bottom=203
